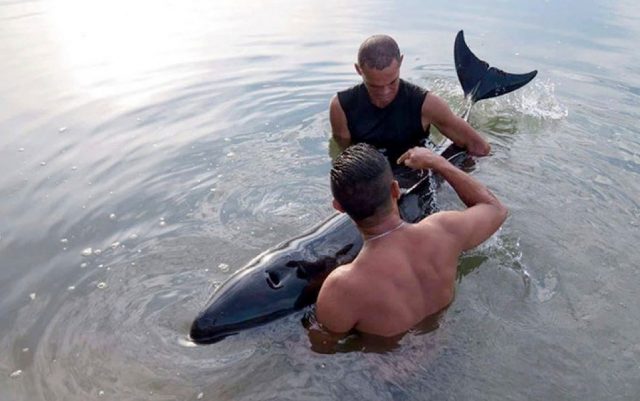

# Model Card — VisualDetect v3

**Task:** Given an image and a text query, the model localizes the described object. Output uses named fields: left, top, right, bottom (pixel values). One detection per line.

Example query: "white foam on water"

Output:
left=177, top=337, right=198, bottom=348
left=504, top=79, right=569, bottom=120
left=425, top=77, right=568, bottom=121
left=473, top=231, right=533, bottom=291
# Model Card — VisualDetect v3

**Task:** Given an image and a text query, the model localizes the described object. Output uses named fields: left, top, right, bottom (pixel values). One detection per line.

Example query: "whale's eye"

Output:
left=266, top=271, right=283, bottom=289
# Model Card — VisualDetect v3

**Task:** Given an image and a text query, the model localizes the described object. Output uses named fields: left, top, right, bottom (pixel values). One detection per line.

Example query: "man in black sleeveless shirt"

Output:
left=329, top=35, right=490, bottom=179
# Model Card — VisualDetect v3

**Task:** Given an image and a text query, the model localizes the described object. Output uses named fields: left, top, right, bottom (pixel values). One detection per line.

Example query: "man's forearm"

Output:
left=455, top=118, right=491, bottom=156
left=432, top=158, right=501, bottom=208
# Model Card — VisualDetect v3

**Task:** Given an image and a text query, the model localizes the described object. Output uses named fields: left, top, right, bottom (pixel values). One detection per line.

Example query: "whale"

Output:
left=190, top=145, right=466, bottom=343
left=190, top=30, right=537, bottom=344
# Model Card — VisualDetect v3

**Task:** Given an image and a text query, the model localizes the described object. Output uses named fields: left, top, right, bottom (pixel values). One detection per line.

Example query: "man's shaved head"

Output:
left=357, top=35, right=402, bottom=70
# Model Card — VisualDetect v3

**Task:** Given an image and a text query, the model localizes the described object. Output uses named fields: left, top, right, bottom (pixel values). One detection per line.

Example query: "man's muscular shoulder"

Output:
left=412, top=214, right=463, bottom=255
left=318, top=264, right=355, bottom=303
left=417, top=211, right=472, bottom=255
left=316, top=263, right=360, bottom=333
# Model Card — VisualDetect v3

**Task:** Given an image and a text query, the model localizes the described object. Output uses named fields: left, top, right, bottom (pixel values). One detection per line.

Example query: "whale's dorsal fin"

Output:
left=454, top=30, right=537, bottom=103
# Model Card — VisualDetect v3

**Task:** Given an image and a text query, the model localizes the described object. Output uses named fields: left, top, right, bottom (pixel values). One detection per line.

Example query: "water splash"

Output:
left=424, top=77, right=568, bottom=121
left=473, top=232, right=532, bottom=292
left=505, top=79, right=568, bottom=120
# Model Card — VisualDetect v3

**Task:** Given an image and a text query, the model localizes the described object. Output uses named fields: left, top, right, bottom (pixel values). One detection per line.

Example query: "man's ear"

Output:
left=332, top=199, right=345, bottom=213
left=391, top=180, right=401, bottom=200
left=354, top=63, right=362, bottom=76
left=398, top=54, right=404, bottom=67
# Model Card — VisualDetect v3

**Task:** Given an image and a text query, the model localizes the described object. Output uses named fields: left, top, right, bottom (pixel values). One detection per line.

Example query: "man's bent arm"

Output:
left=399, top=147, right=507, bottom=250
left=329, top=95, right=352, bottom=150
left=431, top=156, right=503, bottom=211
left=422, top=94, right=490, bottom=156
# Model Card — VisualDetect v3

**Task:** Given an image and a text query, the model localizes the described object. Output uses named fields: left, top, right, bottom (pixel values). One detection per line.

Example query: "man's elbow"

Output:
left=479, top=141, right=491, bottom=156
left=495, top=202, right=508, bottom=226
left=483, top=195, right=508, bottom=227
left=469, top=139, right=491, bottom=157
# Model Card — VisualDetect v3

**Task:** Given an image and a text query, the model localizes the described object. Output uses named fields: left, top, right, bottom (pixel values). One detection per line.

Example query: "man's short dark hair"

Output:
left=331, top=143, right=393, bottom=221
left=357, top=35, right=401, bottom=70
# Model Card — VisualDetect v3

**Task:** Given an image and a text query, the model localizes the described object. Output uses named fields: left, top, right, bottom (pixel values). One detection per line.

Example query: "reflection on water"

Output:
left=2, top=0, right=640, bottom=399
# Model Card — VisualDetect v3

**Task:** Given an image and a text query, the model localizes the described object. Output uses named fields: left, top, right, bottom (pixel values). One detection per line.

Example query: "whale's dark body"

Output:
left=190, top=30, right=537, bottom=344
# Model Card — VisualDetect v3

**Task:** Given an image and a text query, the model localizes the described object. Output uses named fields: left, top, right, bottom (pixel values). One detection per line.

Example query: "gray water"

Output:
left=1, top=0, right=639, bottom=400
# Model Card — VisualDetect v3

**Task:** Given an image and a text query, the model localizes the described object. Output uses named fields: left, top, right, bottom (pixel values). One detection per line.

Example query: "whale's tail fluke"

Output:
left=454, top=30, right=537, bottom=104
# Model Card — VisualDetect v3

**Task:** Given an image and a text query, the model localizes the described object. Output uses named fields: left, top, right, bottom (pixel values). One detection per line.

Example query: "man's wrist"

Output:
left=430, top=155, right=450, bottom=172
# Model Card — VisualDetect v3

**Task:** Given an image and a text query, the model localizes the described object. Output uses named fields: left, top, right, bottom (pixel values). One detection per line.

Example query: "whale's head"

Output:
left=190, top=252, right=324, bottom=344
left=190, top=213, right=361, bottom=344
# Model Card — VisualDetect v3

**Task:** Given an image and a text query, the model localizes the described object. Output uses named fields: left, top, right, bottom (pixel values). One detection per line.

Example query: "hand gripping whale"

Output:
left=190, top=31, right=537, bottom=344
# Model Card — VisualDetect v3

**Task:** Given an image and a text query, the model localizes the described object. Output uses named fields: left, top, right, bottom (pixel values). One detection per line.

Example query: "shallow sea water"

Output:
left=1, top=0, right=639, bottom=400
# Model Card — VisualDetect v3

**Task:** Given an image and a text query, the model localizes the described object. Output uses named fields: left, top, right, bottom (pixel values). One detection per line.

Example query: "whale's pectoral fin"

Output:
left=454, top=30, right=537, bottom=103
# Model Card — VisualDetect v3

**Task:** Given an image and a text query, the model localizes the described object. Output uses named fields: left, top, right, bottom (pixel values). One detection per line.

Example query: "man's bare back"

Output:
left=317, top=144, right=507, bottom=337
left=325, top=221, right=458, bottom=337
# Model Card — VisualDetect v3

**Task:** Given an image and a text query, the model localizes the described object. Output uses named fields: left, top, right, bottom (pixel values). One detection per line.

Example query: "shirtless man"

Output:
left=316, top=143, right=507, bottom=336
left=330, top=35, right=490, bottom=169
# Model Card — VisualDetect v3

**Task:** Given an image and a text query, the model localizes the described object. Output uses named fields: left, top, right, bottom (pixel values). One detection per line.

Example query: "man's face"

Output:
left=356, top=57, right=402, bottom=108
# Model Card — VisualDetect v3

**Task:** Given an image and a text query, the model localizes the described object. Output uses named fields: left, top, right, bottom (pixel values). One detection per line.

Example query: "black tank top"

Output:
left=337, top=79, right=430, bottom=164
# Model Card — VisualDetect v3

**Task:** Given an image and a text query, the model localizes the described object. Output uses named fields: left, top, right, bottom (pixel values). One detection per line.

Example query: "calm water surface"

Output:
left=1, top=0, right=639, bottom=400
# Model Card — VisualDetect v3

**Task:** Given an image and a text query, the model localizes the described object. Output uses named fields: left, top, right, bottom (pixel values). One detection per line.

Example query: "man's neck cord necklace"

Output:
left=364, top=221, right=406, bottom=242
